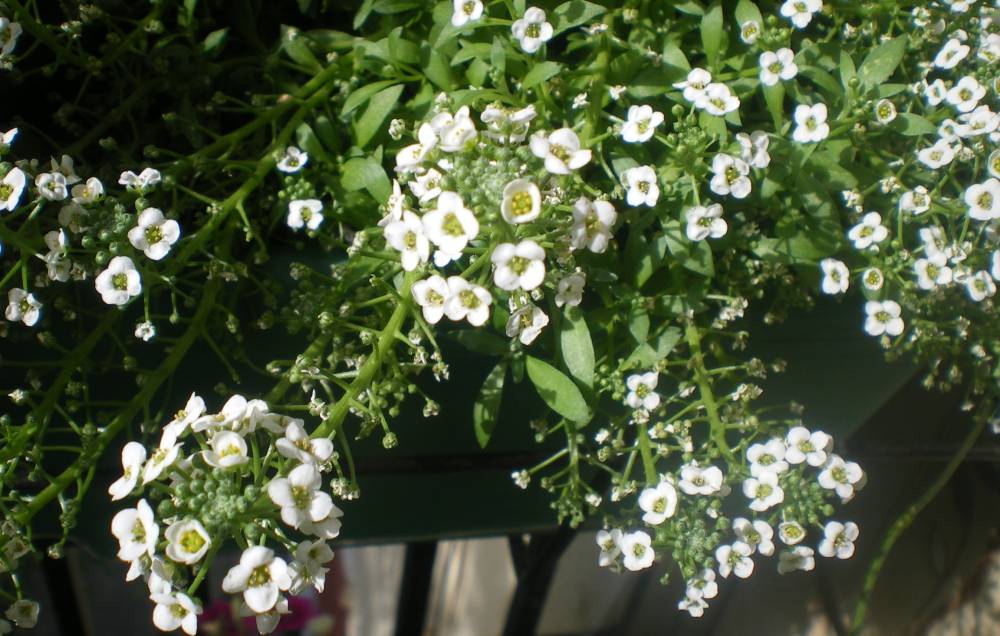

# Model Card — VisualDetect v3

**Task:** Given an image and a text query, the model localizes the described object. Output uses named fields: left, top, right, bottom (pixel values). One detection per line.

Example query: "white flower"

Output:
left=923, top=79, right=948, bottom=106
left=109, top=441, right=146, bottom=501
left=740, top=20, right=761, bottom=43
left=780, top=0, right=822, bottom=28
left=222, top=546, right=292, bottom=614
left=873, top=99, right=897, bottom=124
left=622, top=165, right=659, bottom=207
left=777, top=546, right=816, bottom=574
left=685, top=204, right=728, bottom=240
left=947, top=76, right=985, bottom=113
left=966, top=179, right=1000, bottom=221
left=678, top=595, right=709, bottom=618
left=743, top=472, right=784, bottom=511
left=696, top=83, right=740, bottom=116
left=96, top=256, right=142, bottom=306
left=111, top=499, right=159, bottom=562
left=792, top=103, right=830, bottom=143
left=50, top=155, right=80, bottom=184
left=746, top=439, right=789, bottom=477
left=142, top=444, right=181, bottom=484
left=733, top=518, right=774, bottom=556
left=673, top=68, right=712, bottom=103
left=864, top=300, right=904, bottom=337
left=268, top=464, right=334, bottom=529
left=4, top=600, right=38, bottom=629
left=678, top=463, right=724, bottom=496
left=164, top=519, right=212, bottom=565
left=423, top=191, right=479, bottom=262
left=411, top=275, right=451, bottom=325
left=621, top=105, right=663, bottom=143
left=933, top=37, right=970, bottom=69
left=511, top=7, right=553, bottom=53
left=966, top=270, right=996, bottom=301
left=571, top=197, right=616, bottom=253
left=151, top=592, right=200, bottom=635
left=395, top=125, right=436, bottom=174
left=785, top=427, right=831, bottom=466
left=161, top=393, right=207, bottom=446
left=818, top=454, right=864, bottom=500
left=736, top=131, right=770, bottom=169
left=914, top=255, right=953, bottom=290
left=899, top=186, right=931, bottom=215
left=430, top=106, right=477, bottom=152
left=480, top=105, right=536, bottom=144
left=920, top=226, right=951, bottom=261
left=290, top=540, right=335, bottom=594
left=444, top=276, right=492, bottom=326
left=238, top=597, right=290, bottom=635
left=451, top=0, right=483, bottom=26
left=530, top=128, right=591, bottom=174
left=409, top=168, right=443, bottom=203
left=620, top=531, right=655, bottom=571
left=638, top=480, right=678, bottom=525
left=384, top=210, right=430, bottom=271
left=917, top=139, right=956, bottom=169
left=848, top=212, right=888, bottom=250
left=596, top=529, right=622, bottom=567
left=135, top=321, right=157, bottom=342
left=5, top=288, right=41, bottom=327
left=505, top=304, right=549, bottom=345
left=820, top=258, right=849, bottom=294
left=275, top=419, right=334, bottom=466
left=778, top=521, right=807, bottom=545
left=862, top=267, right=884, bottom=291
left=0, top=127, right=16, bottom=150
left=501, top=179, right=542, bottom=225
left=287, top=199, right=324, bottom=231
left=818, top=521, right=859, bottom=559
left=759, top=48, right=797, bottom=86
left=203, top=430, right=249, bottom=468
left=626, top=372, right=660, bottom=410
left=128, top=208, right=181, bottom=260
left=685, top=569, right=719, bottom=601
left=118, top=168, right=161, bottom=192
left=492, top=240, right=546, bottom=291
left=277, top=146, right=308, bottom=173
left=70, top=177, right=104, bottom=205
left=300, top=504, right=345, bottom=540
left=35, top=172, right=68, bottom=201
left=555, top=272, right=585, bottom=308
left=709, top=154, right=752, bottom=199
left=716, top=542, right=754, bottom=579
left=0, top=167, right=26, bottom=212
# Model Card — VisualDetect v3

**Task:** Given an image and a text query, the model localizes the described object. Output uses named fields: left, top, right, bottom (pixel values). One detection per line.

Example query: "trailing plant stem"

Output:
left=684, top=323, right=734, bottom=463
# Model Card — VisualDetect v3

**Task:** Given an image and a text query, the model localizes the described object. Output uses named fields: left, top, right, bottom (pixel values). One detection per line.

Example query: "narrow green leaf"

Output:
left=663, top=221, right=715, bottom=277
left=550, top=1, right=606, bottom=37
left=734, top=0, right=762, bottom=27
left=526, top=356, right=592, bottom=424
left=838, top=49, right=856, bottom=90
left=700, top=3, right=724, bottom=65
left=560, top=308, right=595, bottom=389
left=281, top=26, right=321, bottom=71
left=341, top=156, right=391, bottom=202
left=354, top=0, right=376, bottom=29
left=762, top=81, right=785, bottom=130
left=201, top=28, right=229, bottom=55
left=353, top=84, right=404, bottom=148
left=523, top=61, right=562, bottom=89
left=295, top=123, right=328, bottom=165
left=892, top=113, right=937, bottom=136
left=473, top=361, right=507, bottom=448
left=341, top=80, right=397, bottom=117
left=858, top=36, right=907, bottom=90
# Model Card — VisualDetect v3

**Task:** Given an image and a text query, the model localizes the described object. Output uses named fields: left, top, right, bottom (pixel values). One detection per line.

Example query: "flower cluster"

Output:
left=109, top=394, right=341, bottom=634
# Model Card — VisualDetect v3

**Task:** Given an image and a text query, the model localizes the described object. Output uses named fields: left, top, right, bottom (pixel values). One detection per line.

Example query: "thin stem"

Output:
left=684, top=322, right=734, bottom=463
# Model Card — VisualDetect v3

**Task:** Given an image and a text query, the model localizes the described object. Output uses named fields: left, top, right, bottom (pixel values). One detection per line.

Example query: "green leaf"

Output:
left=295, top=123, right=328, bottom=165
left=312, top=115, right=340, bottom=152
left=201, top=28, right=229, bottom=55
left=450, top=329, right=509, bottom=356
left=550, top=1, right=606, bottom=37
left=734, top=0, right=762, bottom=27
left=627, top=327, right=682, bottom=367
left=892, top=113, right=937, bottom=136
left=341, top=80, right=397, bottom=117
left=838, top=49, right=856, bottom=91
left=762, top=81, right=785, bottom=130
left=473, top=361, right=507, bottom=448
left=526, top=356, right=592, bottom=424
left=661, top=41, right=691, bottom=73
left=523, top=61, right=563, bottom=89
left=281, top=26, right=321, bottom=71
left=560, top=308, right=595, bottom=389
left=373, top=0, right=420, bottom=13
left=663, top=221, right=715, bottom=277
left=700, top=2, right=724, bottom=66
left=354, top=0, right=375, bottom=29
left=423, top=48, right=454, bottom=90
left=858, top=36, right=907, bottom=90
left=341, top=156, right=391, bottom=202
left=353, top=84, right=404, bottom=148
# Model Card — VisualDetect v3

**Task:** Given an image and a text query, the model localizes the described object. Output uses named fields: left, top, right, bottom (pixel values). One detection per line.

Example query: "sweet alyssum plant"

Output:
left=0, top=0, right=996, bottom=633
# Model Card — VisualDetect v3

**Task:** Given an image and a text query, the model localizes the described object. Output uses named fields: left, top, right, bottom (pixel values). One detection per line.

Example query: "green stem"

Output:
left=312, top=272, right=415, bottom=439
left=684, top=322, right=734, bottom=463
left=636, top=423, right=657, bottom=485
left=848, top=415, right=987, bottom=634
